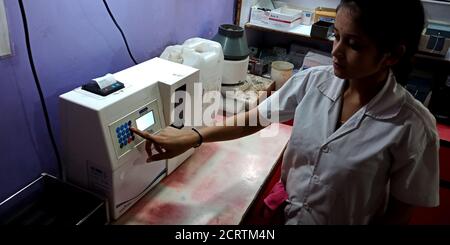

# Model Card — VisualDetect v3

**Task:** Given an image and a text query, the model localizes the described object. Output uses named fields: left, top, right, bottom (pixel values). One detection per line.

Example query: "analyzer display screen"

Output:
left=136, top=111, right=155, bottom=130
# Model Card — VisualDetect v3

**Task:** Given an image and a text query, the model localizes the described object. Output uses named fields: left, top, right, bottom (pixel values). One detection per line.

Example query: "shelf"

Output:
left=422, top=0, right=450, bottom=6
left=246, top=22, right=450, bottom=67
left=245, top=22, right=334, bottom=44
left=415, top=52, right=450, bottom=65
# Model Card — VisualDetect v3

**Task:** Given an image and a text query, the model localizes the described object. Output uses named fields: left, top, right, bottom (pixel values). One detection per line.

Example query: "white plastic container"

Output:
left=160, top=38, right=224, bottom=93
left=271, top=61, right=294, bottom=90
left=222, top=57, right=249, bottom=85
left=301, top=10, right=314, bottom=25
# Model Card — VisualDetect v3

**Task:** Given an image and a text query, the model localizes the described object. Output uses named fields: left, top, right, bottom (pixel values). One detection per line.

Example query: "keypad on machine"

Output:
left=115, top=120, right=135, bottom=149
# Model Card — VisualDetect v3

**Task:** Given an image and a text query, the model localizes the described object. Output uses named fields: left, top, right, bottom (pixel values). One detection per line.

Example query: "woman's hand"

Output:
left=130, top=126, right=200, bottom=162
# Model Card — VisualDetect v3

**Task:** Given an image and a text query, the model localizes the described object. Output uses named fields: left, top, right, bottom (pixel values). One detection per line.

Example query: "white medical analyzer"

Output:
left=59, top=58, right=199, bottom=219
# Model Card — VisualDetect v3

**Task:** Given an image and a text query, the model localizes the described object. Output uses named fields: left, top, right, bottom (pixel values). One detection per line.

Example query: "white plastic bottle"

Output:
left=160, top=38, right=224, bottom=125
left=161, top=38, right=224, bottom=94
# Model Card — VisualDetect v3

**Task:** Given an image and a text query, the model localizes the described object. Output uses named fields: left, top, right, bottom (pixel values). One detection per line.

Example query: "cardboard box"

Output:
left=300, top=51, right=332, bottom=71
left=269, top=7, right=303, bottom=29
left=249, top=6, right=271, bottom=26
left=220, top=74, right=275, bottom=115
left=314, top=7, right=336, bottom=23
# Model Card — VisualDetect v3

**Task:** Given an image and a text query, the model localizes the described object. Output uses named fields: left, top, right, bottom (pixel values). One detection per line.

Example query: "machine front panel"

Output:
left=108, top=99, right=163, bottom=159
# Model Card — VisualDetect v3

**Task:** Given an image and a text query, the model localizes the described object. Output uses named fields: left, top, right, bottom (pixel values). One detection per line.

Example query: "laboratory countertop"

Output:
left=115, top=123, right=292, bottom=225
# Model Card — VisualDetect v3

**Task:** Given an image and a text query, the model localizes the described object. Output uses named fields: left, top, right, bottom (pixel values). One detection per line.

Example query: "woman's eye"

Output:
left=348, top=40, right=362, bottom=50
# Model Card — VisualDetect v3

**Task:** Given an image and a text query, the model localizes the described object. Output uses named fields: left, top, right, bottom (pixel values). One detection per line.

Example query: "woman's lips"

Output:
left=333, top=61, right=344, bottom=70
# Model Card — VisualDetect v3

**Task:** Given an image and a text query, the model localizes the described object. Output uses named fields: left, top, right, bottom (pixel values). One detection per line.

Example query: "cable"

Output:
left=102, top=0, right=138, bottom=65
left=18, top=0, right=63, bottom=178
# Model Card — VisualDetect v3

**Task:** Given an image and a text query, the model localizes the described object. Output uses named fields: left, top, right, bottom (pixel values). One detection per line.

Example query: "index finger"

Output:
left=130, top=127, right=153, bottom=141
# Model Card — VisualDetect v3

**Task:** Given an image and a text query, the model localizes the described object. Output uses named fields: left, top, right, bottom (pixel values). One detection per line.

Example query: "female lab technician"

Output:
left=131, top=0, right=439, bottom=224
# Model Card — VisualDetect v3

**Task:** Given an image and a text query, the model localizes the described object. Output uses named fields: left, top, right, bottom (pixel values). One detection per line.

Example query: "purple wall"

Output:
left=0, top=0, right=234, bottom=201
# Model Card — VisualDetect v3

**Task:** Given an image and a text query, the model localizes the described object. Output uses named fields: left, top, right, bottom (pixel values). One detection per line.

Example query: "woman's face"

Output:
left=331, top=6, right=387, bottom=80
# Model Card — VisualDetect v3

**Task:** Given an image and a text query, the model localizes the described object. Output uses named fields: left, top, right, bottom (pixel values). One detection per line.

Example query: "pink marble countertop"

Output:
left=116, top=123, right=292, bottom=225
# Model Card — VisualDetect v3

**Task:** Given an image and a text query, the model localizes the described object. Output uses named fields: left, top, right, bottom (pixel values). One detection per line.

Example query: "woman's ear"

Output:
left=383, top=44, right=406, bottom=67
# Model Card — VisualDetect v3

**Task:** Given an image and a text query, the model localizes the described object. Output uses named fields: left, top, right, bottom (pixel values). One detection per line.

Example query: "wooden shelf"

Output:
left=245, top=23, right=333, bottom=44
left=246, top=22, right=450, bottom=67
left=415, top=52, right=450, bottom=66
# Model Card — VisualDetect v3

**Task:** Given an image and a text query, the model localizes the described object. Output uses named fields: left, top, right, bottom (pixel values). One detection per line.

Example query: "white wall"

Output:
left=276, top=0, right=340, bottom=10
left=422, top=0, right=450, bottom=23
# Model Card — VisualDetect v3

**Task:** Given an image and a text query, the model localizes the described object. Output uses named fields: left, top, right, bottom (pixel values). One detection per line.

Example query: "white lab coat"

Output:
left=258, top=65, right=440, bottom=224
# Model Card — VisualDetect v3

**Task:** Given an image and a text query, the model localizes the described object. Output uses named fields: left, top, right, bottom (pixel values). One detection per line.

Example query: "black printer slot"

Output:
left=82, top=81, right=124, bottom=96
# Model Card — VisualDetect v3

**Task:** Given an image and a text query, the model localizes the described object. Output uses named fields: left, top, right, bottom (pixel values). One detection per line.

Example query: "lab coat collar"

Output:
left=316, top=69, right=404, bottom=120
left=364, top=70, right=405, bottom=120
left=316, top=76, right=344, bottom=102
left=325, top=71, right=405, bottom=145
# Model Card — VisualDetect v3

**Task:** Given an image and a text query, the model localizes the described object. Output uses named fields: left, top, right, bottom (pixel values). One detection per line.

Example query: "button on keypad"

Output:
left=115, top=121, right=135, bottom=149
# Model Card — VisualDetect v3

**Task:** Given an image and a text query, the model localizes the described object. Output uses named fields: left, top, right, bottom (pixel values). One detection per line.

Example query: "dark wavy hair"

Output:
left=337, top=0, right=425, bottom=84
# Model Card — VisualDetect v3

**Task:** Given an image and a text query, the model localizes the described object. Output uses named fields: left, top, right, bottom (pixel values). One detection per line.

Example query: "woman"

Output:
left=132, top=0, right=439, bottom=224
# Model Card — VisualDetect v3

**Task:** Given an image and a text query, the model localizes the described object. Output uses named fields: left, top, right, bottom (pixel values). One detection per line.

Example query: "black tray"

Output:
left=0, top=173, right=108, bottom=225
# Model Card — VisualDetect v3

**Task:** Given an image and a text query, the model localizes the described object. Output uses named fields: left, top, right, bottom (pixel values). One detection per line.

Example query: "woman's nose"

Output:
left=331, top=41, right=344, bottom=59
